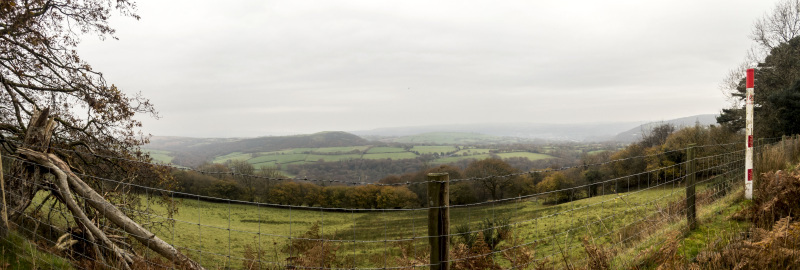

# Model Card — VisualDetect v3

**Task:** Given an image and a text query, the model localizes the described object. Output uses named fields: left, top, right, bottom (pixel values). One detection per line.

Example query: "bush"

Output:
left=536, top=172, right=575, bottom=204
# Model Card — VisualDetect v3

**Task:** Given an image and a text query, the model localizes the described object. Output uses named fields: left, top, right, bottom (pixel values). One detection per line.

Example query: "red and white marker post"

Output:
left=745, top=68, right=754, bottom=200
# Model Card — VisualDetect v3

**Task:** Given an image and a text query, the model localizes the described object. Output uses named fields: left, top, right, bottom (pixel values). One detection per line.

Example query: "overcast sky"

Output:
left=77, top=0, right=779, bottom=137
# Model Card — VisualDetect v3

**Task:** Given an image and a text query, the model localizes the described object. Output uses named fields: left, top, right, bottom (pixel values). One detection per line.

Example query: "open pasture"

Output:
left=144, top=149, right=176, bottom=164
left=205, top=145, right=556, bottom=175
left=410, top=146, right=458, bottom=154
left=119, top=182, right=699, bottom=268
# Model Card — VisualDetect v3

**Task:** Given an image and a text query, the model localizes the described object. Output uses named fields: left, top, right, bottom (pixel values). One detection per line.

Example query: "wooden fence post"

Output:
left=427, top=173, right=450, bottom=270
left=686, top=144, right=697, bottom=230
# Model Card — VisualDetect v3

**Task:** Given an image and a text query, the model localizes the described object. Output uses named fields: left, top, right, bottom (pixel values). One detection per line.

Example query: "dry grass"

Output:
left=692, top=166, right=800, bottom=269
left=606, top=155, right=800, bottom=270
left=693, top=216, right=800, bottom=269
left=734, top=169, right=800, bottom=228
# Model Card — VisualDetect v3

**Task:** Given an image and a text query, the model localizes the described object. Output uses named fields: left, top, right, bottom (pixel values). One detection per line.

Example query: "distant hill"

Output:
left=353, top=122, right=643, bottom=142
left=612, top=114, right=718, bottom=143
left=145, top=115, right=720, bottom=167
left=391, top=132, right=522, bottom=144
left=146, top=131, right=369, bottom=167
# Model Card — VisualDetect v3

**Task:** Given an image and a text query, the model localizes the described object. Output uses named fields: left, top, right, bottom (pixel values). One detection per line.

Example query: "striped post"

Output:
left=745, top=68, right=754, bottom=200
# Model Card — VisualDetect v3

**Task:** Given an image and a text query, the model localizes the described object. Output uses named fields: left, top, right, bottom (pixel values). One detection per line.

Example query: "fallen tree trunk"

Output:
left=19, top=148, right=203, bottom=269
left=8, top=109, right=204, bottom=270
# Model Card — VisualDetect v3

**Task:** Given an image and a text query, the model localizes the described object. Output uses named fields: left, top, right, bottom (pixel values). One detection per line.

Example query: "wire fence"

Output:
left=0, top=136, right=795, bottom=269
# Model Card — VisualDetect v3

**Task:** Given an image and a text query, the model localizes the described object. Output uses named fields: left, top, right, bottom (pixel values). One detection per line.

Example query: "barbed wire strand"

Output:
left=0, top=136, right=788, bottom=269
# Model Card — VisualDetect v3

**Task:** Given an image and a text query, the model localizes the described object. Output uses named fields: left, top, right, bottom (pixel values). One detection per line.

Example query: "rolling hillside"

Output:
left=612, top=114, right=719, bottom=143
left=353, top=122, right=643, bottom=142
left=146, top=131, right=370, bottom=167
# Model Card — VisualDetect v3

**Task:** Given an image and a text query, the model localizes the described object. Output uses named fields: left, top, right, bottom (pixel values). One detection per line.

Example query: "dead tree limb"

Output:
left=7, top=108, right=205, bottom=270
left=18, top=148, right=204, bottom=270
left=7, top=108, right=55, bottom=222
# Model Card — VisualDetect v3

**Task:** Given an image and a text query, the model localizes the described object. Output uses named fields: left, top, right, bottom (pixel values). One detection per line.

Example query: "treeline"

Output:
left=171, top=124, right=737, bottom=208
left=173, top=169, right=418, bottom=209
left=284, top=158, right=424, bottom=183
left=533, top=124, right=740, bottom=203
left=377, top=124, right=739, bottom=206
left=171, top=155, right=568, bottom=208
left=283, top=155, right=565, bottom=184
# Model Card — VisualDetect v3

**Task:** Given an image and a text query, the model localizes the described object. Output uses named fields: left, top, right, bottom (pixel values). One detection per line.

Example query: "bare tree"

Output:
left=752, top=0, right=800, bottom=51
left=229, top=160, right=256, bottom=201
left=465, top=158, right=519, bottom=201
left=639, top=123, right=675, bottom=148
left=16, top=110, right=202, bottom=269
left=722, top=0, right=800, bottom=101
left=0, top=0, right=202, bottom=268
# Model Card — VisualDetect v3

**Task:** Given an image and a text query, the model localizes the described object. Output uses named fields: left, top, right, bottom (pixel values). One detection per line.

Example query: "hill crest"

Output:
left=146, top=131, right=369, bottom=167
left=612, top=114, right=718, bottom=143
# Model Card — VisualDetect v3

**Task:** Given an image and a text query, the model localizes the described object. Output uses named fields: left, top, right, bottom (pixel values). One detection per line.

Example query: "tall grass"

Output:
left=0, top=231, right=72, bottom=269
left=755, top=135, right=800, bottom=174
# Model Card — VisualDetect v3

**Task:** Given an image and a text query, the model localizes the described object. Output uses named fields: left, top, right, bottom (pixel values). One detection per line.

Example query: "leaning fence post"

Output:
left=427, top=173, right=450, bottom=270
left=686, top=144, right=697, bottom=230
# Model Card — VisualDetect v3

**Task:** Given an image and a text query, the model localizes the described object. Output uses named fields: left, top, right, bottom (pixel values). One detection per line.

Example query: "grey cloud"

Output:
left=80, top=0, right=779, bottom=137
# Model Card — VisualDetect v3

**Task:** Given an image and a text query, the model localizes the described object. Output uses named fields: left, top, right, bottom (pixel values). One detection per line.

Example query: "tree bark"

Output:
left=18, top=148, right=205, bottom=270
left=7, top=109, right=204, bottom=269
left=6, top=108, right=55, bottom=222
left=37, top=152, right=129, bottom=269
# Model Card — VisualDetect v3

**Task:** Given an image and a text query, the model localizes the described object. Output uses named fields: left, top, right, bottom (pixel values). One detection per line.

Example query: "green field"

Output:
left=247, top=153, right=307, bottom=164
left=212, top=152, right=254, bottom=163
left=305, top=154, right=362, bottom=162
left=26, top=175, right=739, bottom=269
left=233, top=147, right=554, bottom=168
left=393, top=132, right=507, bottom=144
left=366, top=147, right=406, bottom=154
left=172, top=184, right=692, bottom=268
left=158, top=143, right=556, bottom=176
left=454, top=148, right=494, bottom=155
left=361, top=152, right=418, bottom=160
left=410, top=145, right=458, bottom=154
left=496, top=152, right=553, bottom=160
left=312, top=146, right=370, bottom=153
left=433, top=154, right=493, bottom=164
left=144, top=149, right=176, bottom=164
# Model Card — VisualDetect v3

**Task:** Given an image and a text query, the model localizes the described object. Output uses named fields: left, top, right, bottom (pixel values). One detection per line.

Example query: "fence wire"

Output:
left=0, top=136, right=792, bottom=269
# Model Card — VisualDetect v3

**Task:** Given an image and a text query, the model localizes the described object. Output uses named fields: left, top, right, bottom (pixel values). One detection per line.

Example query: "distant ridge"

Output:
left=352, top=122, right=643, bottom=142
left=146, top=114, right=720, bottom=167
left=146, top=131, right=369, bottom=167
left=611, top=114, right=719, bottom=143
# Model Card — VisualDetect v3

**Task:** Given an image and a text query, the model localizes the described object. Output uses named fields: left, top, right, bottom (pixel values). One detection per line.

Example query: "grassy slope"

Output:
left=143, top=149, right=176, bottom=164
left=136, top=183, right=689, bottom=268
left=609, top=188, right=749, bottom=269
left=361, top=152, right=418, bottom=160
left=410, top=145, right=457, bottom=154
left=393, top=132, right=507, bottom=144
left=496, top=152, right=553, bottom=160
left=18, top=179, right=741, bottom=269
left=676, top=195, right=751, bottom=261
left=203, top=145, right=555, bottom=173
left=0, top=231, right=72, bottom=269
left=212, top=152, right=253, bottom=163
left=365, top=147, right=405, bottom=154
